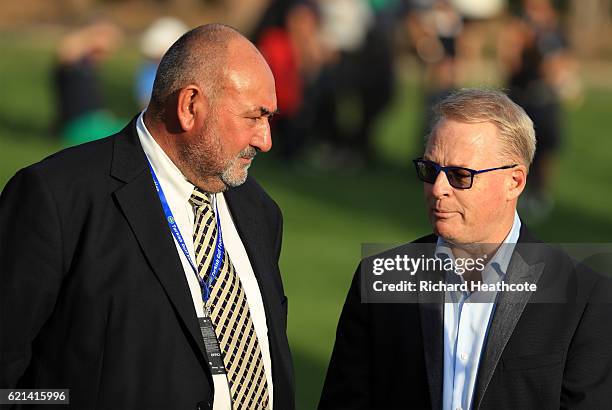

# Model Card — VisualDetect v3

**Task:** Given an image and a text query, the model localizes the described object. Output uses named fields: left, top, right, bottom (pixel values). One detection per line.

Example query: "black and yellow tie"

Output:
left=189, top=187, right=270, bottom=409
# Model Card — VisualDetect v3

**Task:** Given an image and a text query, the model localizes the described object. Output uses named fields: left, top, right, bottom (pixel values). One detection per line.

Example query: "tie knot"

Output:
left=189, top=187, right=212, bottom=209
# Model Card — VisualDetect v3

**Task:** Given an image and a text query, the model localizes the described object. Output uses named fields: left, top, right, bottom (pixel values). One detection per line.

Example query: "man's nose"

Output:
left=251, top=119, right=272, bottom=153
left=430, top=170, right=453, bottom=198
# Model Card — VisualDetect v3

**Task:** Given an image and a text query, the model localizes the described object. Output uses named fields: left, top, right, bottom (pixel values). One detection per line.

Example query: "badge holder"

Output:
left=199, top=307, right=227, bottom=375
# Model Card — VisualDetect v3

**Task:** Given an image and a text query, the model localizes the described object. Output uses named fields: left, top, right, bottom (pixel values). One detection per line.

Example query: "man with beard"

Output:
left=0, top=24, right=294, bottom=410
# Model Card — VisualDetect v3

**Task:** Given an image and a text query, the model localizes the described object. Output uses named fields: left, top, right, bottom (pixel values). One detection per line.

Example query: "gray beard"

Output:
left=220, top=145, right=256, bottom=188
left=178, top=125, right=256, bottom=191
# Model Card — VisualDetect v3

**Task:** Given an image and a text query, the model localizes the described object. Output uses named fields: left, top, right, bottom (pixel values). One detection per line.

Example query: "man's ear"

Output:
left=507, top=164, right=528, bottom=201
left=176, top=84, right=208, bottom=132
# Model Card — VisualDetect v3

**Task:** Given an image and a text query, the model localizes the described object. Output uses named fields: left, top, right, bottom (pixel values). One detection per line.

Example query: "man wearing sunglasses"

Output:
left=319, top=89, right=612, bottom=409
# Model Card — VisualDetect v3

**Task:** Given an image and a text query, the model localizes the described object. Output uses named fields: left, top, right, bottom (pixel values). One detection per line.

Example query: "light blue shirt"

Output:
left=439, top=212, right=521, bottom=410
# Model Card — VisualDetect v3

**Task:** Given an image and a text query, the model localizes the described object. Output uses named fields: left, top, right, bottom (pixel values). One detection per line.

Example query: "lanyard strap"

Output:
left=148, top=161, right=224, bottom=304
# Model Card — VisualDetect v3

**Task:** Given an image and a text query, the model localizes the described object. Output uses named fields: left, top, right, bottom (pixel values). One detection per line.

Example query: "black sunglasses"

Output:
left=413, top=158, right=518, bottom=189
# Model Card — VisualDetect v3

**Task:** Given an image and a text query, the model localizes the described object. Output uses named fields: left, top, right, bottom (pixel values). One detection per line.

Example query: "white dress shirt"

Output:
left=136, top=112, right=274, bottom=409
left=439, top=212, right=521, bottom=410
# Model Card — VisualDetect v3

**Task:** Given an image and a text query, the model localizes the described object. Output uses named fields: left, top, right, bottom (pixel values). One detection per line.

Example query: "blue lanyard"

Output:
left=148, top=161, right=225, bottom=304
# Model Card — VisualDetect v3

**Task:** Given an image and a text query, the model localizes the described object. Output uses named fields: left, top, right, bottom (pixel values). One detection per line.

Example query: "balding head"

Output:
left=148, top=23, right=245, bottom=119
left=144, top=23, right=277, bottom=193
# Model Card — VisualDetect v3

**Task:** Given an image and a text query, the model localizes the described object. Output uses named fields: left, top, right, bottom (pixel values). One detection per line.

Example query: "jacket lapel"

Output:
left=418, top=258, right=445, bottom=410
left=110, top=122, right=211, bottom=379
left=472, top=229, right=545, bottom=409
left=223, top=184, right=283, bottom=308
left=224, top=185, right=293, bottom=408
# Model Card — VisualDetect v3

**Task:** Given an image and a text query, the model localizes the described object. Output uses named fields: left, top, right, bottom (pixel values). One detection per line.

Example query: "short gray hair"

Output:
left=429, top=88, right=536, bottom=167
left=148, top=23, right=243, bottom=119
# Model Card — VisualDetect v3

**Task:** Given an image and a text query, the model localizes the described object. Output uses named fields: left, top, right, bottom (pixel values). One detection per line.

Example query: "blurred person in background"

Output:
left=254, top=0, right=328, bottom=162
left=255, top=0, right=402, bottom=169
left=54, top=19, right=126, bottom=146
left=403, top=0, right=464, bottom=137
left=499, top=0, right=582, bottom=221
left=451, top=0, right=506, bottom=80
left=136, top=16, right=189, bottom=108
left=312, top=0, right=398, bottom=168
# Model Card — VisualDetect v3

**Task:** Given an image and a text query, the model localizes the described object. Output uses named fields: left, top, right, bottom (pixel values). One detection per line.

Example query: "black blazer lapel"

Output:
left=224, top=185, right=293, bottom=408
left=109, top=122, right=211, bottom=380
left=472, top=229, right=545, bottom=409
left=418, top=272, right=444, bottom=410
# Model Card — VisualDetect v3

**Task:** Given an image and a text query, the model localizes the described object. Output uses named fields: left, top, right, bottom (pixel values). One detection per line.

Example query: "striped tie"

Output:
left=190, top=187, right=270, bottom=409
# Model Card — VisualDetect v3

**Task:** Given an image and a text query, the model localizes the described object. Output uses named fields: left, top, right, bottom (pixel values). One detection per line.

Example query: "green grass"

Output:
left=1, top=33, right=612, bottom=409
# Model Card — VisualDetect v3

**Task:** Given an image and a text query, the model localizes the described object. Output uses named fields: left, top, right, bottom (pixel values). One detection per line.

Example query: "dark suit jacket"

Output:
left=0, top=121, right=294, bottom=410
left=319, top=227, right=612, bottom=410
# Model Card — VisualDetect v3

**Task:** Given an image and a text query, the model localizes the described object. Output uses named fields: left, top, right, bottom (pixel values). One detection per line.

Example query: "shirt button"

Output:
left=460, top=352, right=468, bottom=361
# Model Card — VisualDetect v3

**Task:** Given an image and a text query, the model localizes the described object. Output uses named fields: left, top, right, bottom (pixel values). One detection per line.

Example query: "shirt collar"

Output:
left=136, top=111, right=194, bottom=203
